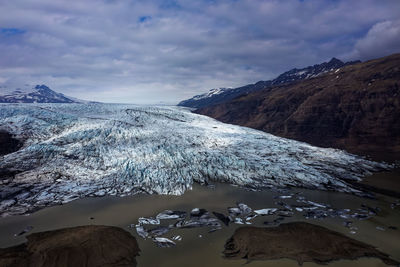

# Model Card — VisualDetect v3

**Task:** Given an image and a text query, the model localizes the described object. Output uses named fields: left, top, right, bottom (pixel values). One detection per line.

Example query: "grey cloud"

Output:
left=0, top=0, right=400, bottom=104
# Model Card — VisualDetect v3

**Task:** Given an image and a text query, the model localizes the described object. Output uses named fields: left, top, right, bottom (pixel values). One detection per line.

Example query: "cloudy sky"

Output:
left=0, top=0, right=399, bottom=104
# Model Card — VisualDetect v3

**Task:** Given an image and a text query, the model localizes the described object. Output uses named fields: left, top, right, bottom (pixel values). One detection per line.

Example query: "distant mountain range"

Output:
left=0, top=84, right=91, bottom=103
left=178, top=58, right=360, bottom=109
left=195, top=53, right=400, bottom=159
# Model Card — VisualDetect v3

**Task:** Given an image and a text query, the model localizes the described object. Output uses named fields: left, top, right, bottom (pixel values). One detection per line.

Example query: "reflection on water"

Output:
left=0, top=170, right=399, bottom=267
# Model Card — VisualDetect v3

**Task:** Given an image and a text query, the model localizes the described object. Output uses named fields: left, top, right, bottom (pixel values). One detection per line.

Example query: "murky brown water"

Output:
left=0, top=170, right=399, bottom=267
left=362, top=169, right=400, bottom=194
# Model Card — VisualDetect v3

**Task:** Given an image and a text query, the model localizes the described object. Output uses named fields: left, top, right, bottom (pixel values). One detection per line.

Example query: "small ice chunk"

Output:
left=14, top=225, right=33, bottom=237
left=138, top=217, right=160, bottom=225
left=135, top=225, right=148, bottom=239
left=277, top=210, right=293, bottom=217
left=306, top=200, right=327, bottom=208
left=190, top=208, right=207, bottom=217
left=172, top=235, right=182, bottom=241
left=228, top=207, right=241, bottom=216
left=181, top=216, right=221, bottom=228
left=153, top=237, right=176, bottom=248
left=156, top=210, right=186, bottom=220
left=148, top=226, right=170, bottom=237
left=254, top=208, right=278, bottom=215
left=234, top=218, right=244, bottom=224
left=245, top=214, right=258, bottom=221
left=238, top=203, right=252, bottom=215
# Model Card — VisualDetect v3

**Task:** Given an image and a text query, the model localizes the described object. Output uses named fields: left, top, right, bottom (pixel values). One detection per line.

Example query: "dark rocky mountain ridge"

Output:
left=195, top=53, right=400, bottom=159
left=178, top=58, right=360, bottom=109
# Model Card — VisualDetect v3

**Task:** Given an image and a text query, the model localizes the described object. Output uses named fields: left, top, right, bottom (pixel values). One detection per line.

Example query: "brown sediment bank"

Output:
left=0, top=225, right=140, bottom=267
left=223, top=222, right=399, bottom=266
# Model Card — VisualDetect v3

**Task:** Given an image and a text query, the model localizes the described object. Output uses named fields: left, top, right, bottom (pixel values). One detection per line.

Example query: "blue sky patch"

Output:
left=138, top=16, right=151, bottom=23
left=1, top=28, right=26, bottom=36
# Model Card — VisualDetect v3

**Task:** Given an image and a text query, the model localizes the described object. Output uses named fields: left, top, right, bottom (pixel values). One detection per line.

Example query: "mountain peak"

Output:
left=34, top=84, right=51, bottom=91
left=328, top=57, right=343, bottom=64
left=178, top=56, right=361, bottom=109
left=0, top=84, right=87, bottom=103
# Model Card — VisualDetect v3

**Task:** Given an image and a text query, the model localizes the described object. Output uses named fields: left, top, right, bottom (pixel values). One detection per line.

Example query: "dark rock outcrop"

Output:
left=0, top=225, right=140, bottom=267
left=196, top=53, right=400, bottom=159
left=0, top=131, right=22, bottom=156
left=223, top=222, right=399, bottom=265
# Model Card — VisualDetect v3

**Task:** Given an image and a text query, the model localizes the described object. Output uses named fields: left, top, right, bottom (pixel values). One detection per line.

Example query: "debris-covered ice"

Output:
left=153, top=237, right=176, bottom=248
left=212, top=212, right=231, bottom=226
left=0, top=103, right=392, bottom=216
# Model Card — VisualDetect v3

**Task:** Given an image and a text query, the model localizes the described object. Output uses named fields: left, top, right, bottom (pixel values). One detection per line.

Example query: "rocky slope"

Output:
left=178, top=58, right=359, bottom=109
left=196, top=53, right=400, bottom=158
left=0, top=103, right=390, bottom=216
left=0, top=84, right=88, bottom=103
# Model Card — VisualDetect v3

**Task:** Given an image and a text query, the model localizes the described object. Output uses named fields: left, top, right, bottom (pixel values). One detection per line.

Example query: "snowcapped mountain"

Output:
left=190, top=88, right=232, bottom=101
left=178, top=58, right=361, bottom=109
left=0, top=84, right=89, bottom=103
left=270, top=58, right=360, bottom=85
left=194, top=53, right=400, bottom=157
left=0, top=103, right=389, bottom=216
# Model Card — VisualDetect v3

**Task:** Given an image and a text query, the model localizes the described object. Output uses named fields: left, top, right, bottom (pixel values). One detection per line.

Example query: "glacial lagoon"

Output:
left=0, top=169, right=399, bottom=267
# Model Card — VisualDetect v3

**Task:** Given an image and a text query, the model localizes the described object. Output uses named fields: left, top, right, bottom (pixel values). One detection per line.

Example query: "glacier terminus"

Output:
left=0, top=103, right=391, bottom=217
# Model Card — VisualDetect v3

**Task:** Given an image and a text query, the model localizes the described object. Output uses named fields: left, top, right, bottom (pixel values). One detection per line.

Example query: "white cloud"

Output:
left=351, top=20, right=400, bottom=60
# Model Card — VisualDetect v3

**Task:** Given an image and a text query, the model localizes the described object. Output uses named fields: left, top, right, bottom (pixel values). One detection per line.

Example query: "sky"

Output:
left=0, top=0, right=400, bottom=104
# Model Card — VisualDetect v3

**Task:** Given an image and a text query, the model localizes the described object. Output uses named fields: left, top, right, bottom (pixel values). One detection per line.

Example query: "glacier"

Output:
left=0, top=103, right=391, bottom=217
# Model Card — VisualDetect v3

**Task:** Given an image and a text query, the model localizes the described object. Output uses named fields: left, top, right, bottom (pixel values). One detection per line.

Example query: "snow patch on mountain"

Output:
left=192, top=88, right=232, bottom=101
left=0, top=103, right=390, bottom=216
